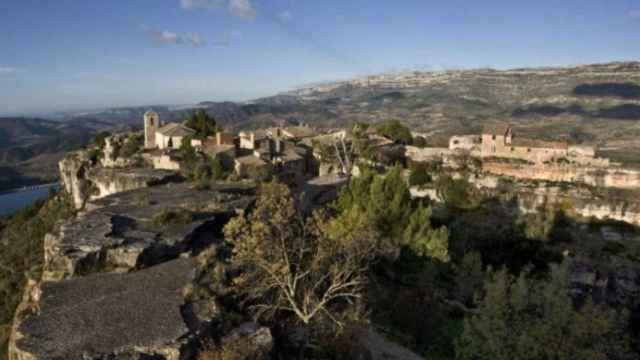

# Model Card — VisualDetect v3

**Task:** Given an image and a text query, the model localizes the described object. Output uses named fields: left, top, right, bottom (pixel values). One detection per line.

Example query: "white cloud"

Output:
left=0, top=67, right=25, bottom=74
left=228, top=0, right=256, bottom=20
left=278, top=10, right=293, bottom=22
left=627, top=9, right=640, bottom=19
left=155, top=30, right=181, bottom=43
left=187, top=33, right=206, bottom=47
left=145, top=28, right=207, bottom=47
left=180, top=0, right=224, bottom=10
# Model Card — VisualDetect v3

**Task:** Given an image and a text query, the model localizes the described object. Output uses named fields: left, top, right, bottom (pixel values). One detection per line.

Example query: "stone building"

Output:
left=239, top=130, right=268, bottom=150
left=155, top=123, right=196, bottom=150
left=144, top=111, right=161, bottom=149
left=480, top=124, right=569, bottom=164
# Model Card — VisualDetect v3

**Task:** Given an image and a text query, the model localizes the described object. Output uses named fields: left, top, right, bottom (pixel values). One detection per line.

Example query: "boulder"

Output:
left=221, top=323, right=273, bottom=357
left=11, top=258, right=196, bottom=360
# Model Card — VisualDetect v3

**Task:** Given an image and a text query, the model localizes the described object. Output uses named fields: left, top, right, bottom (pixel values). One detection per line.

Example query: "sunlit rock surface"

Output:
left=12, top=258, right=195, bottom=360
left=43, top=182, right=255, bottom=281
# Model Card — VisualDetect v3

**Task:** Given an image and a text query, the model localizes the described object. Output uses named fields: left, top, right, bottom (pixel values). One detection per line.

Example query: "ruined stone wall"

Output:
left=153, top=155, right=181, bottom=171
left=405, top=146, right=452, bottom=162
left=449, top=135, right=481, bottom=151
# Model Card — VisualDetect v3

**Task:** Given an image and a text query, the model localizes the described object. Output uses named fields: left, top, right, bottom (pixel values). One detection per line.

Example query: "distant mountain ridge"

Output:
left=2, top=60, right=640, bottom=191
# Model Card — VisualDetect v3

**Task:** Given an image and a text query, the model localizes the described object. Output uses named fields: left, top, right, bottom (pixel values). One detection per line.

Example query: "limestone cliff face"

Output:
left=58, top=151, right=94, bottom=210
left=483, top=162, right=640, bottom=190
left=59, top=149, right=178, bottom=209
left=489, top=181, right=640, bottom=227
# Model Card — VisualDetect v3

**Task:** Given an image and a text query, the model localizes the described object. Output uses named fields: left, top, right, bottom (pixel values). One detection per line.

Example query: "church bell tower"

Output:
left=144, top=111, right=161, bottom=149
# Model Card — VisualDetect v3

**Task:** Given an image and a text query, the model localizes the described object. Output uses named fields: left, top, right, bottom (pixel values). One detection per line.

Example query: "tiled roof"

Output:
left=156, top=123, right=196, bottom=137
left=235, top=155, right=267, bottom=166
left=202, top=144, right=235, bottom=156
left=281, top=126, right=317, bottom=139
left=239, top=130, right=268, bottom=140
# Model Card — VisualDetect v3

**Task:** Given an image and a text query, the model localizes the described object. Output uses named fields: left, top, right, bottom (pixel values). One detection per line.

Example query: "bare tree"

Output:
left=224, top=182, right=380, bottom=327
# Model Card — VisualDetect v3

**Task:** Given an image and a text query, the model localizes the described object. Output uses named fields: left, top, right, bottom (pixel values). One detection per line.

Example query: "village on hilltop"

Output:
left=130, top=110, right=640, bottom=191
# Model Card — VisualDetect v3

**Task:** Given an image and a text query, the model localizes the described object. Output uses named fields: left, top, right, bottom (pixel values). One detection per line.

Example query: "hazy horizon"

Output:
left=2, top=0, right=640, bottom=115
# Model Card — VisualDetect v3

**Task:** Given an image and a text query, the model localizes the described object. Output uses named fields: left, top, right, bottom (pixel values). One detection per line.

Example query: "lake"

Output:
left=0, top=185, right=59, bottom=217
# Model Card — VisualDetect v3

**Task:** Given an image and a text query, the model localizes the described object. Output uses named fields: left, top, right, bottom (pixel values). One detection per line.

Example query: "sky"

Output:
left=0, top=0, right=639, bottom=115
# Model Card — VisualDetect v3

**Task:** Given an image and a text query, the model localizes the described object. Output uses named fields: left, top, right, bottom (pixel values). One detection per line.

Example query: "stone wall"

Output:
left=153, top=155, right=181, bottom=171
left=405, top=146, right=452, bottom=162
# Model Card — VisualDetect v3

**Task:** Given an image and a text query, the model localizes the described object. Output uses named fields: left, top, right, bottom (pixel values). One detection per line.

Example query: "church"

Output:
left=143, top=110, right=196, bottom=150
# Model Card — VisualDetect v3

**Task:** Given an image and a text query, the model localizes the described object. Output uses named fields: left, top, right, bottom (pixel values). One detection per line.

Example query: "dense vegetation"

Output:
left=196, top=161, right=640, bottom=359
left=0, top=193, right=75, bottom=358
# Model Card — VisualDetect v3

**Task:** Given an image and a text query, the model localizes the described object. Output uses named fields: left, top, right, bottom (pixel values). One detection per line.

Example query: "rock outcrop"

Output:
left=10, top=169, right=256, bottom=359
left=43, top=182, right=255, bottom=281
left=59, top=150, right=179, bottom=210
left=11, top=258, right=196, bottom=360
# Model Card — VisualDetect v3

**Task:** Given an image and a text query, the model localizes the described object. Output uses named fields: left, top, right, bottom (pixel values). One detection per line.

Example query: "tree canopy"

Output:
left=456, top=263, right=631, bottom=360
left=185, top=110, right=219, bottom=138
left=225, top=182, right=381, bottom=327
left=376, top=120, right=413, bottom=145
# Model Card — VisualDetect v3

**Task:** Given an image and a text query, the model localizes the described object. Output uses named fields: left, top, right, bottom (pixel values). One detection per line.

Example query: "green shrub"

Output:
left=120, top=134, right=143, bottom=158
left=376, top=120, right=413, bottom=144
left=152, top=209, right=194, bottom=226
left=0, top=194, right=75, bottom=357
left=409, top=162, right=432, bottom=187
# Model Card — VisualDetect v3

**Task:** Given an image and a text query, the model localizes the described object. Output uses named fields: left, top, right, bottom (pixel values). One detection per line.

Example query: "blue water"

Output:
left=0, top=185, right=58, bottom=217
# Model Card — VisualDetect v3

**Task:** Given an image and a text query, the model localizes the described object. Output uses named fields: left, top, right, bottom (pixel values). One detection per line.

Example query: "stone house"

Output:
left=480, top=124, right=569, bottom=164
left=239, top=130, right=268, bottom=150
left=199, top=133, right=238, bottom=170
left=234, top=155, right=269, bottom=178
left=156, top=123, right=196, bottom=150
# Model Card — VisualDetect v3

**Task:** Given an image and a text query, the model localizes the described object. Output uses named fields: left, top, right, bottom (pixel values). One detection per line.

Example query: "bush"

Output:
left=456, top=263, right=632, bottom=360
left=413, top=136, right=428, bottom=148
left=91, top=131, right=111, bottom=149
left=152, top=209, right=194, bottom=226
left=120, top=134, right=143, bottom=158
left=409, top=162, right=432, bottom=187
left=376, top=120, right=413, bottom=144
left=0, top=194, right=75, bottom=357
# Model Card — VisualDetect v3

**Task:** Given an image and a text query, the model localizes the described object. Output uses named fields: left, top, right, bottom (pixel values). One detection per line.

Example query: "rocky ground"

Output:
left=8, top=181, right=263, bottom=360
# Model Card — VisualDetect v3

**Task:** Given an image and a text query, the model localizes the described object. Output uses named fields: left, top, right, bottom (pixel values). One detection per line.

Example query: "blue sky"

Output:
left=0, top=0, right=639, bottom=115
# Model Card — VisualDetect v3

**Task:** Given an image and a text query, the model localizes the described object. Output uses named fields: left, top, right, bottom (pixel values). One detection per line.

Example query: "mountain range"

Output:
left=2, top=61, right=640, bottom=191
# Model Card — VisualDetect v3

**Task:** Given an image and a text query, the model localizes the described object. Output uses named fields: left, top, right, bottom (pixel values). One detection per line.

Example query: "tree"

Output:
left=413, top=136, right=428, bottom=148
left=335, top=166, right=411, bottom=241
left=376, top=120, right=413, bottom=145
left=120, top=134, right=143, bottom=158
left=435, top=174, right=474, bottom=209
left=225, top=182, right=381, bottom=329
left=179, top=135, right=199, bottom=179
left=456, top=262, right=631, bottom=360
left=334, top=166, right=450, bottom=261
left=91, top=131, right=111, bottom=149
left=403, top=204, right=450, bottom=262
left=185, top=110, right=219, bottom=138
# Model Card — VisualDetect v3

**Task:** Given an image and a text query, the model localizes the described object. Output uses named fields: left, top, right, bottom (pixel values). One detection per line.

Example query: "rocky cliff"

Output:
left=8, top=179, right=265, bottom=360
left=59, top=149, right=179, bottom=210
